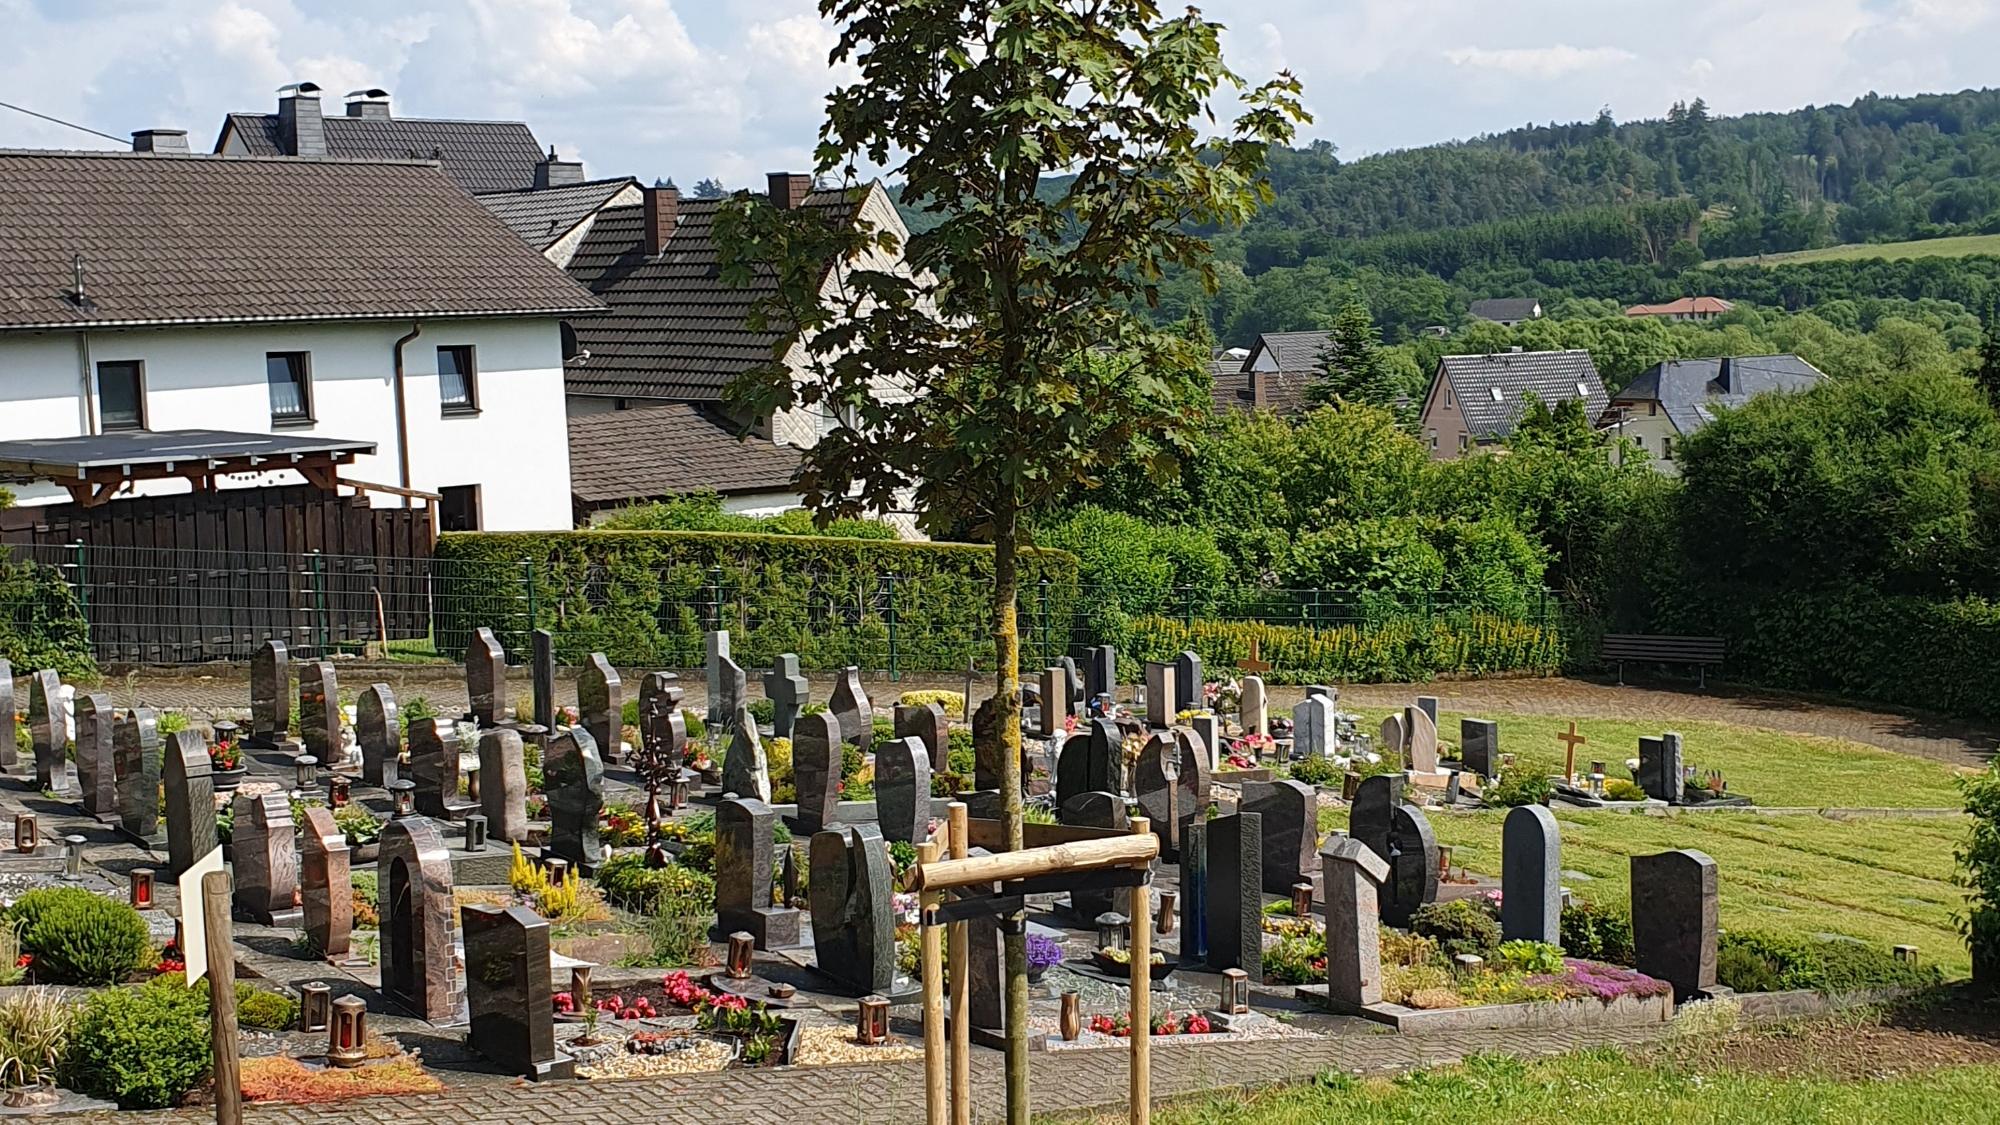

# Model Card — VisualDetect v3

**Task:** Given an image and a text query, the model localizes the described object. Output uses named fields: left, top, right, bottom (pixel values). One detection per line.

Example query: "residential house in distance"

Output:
left=1599, top=354, right=1827, bottom=475
left=0, top=143, right=600, bottom=532
left=1467, top=297, right=1543, bottom=327
left=1624, top=296, right=1734, bottom=322
left=1417, top=348, right=1608, bottom=460
left=478, top=175, right=642, bottom=267
left=1209, top=330, right=1325, bottom=414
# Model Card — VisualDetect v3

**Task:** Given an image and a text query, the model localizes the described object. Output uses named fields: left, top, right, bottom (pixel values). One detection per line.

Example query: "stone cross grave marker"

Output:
left=408, top=717, right=466, bottom=820
left=1500, top=804, right=1561, bottom=944
left=1056, top=719, right=1122, bottom=809
left=73, top=692, right=115, bottom=817
left=298, top=660, right=338, bottom=761
left=463, top=904, right=574, bottom=1080
left=1631, top=848, right=1720, bottom=1002
left=162, top=730, right=217, bottom=877
left=1085, top=645, right=1117, bottom=704
left=762, top=654, right=810, bottom=741
left=250, top=640, right=289, bottom=744
left=1237, top=639, right=1271, bottom=676
left=467, top=627, right=507, bottom=727
left=299, top=805, right=352, bottom=961
left=704, top=630, right=732, bottom=724
left=578, top=654, right=622, bottom=766
left=114, top=707, right=163, bottom=843
left=1405, top=705, right=1439, bottom=774
left=722, top=700, right=771, bottom=803
left=830, top=667, right=873, bottom=754
left=894, top=703, right=948, bottom=771
left=357, top=684, right=401, bottom=788
left=1459, top=719, right=1499, bottom=778
left=531, top=628, right=556, bottom=730
left=379, top=816, right=458, bottom=1021
left=1242, top=779, right=1316, bottom=894
left=714, top=796, right=801, bottom=948
left=1240, top=675, right=1268, bottom=739
left=478, top=729, right=529, bottom=842
left=232, top=791, right=301, bottom=925
left=1172, top=650, right=1203, bottom=715
left=1320, top=836, right=1391, bottom=1008
left=875, top=736, right=932, bottom=845
left=1205, top=810, right=1262, bottom=979
left=791, top=711, right=843, bottom=835
left=28, top=670, right=69, bottom=794
left=545, top=728, right=605, bottom=871
left=809, top=822, right=899, bottom=995
left=1143, top=662, right=1175, bottom=728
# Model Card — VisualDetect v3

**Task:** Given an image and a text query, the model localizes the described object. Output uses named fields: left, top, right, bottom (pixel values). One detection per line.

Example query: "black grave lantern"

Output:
left=329, top=775, right=351, bottom=808
left=1095, top=911, right=1130, bottom=953
left=388, top=779, right=417, bottom=819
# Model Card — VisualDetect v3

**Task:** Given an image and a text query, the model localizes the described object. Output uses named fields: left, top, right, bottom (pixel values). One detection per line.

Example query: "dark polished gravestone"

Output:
left=379, top=816, right=459, bottom=1022
left=1181, top=819, right=1209, bottom=963
left=875, top=736, right=932, bottom=845
left=1638, top=733, right=1686, bottom=805
left=467, top=627, right=508, bottom=727
left=1350, top=774, right=1407, bottom=866
left=1382, top=803, right=1440, bottom=929
left=357, top=684, right=401, bottom=789
left=113, top=707, right=164, bottom=844
left=1205, top=810, right=1263, bottom=980
left=714, top=797, right=801, bottom=949
left=478, top=729, right=530, bottom=843
left=0, top=659, right=16, bottom=769
left=894, top=702, right=949, bottom=772
left=1459, top=719, right=1499, bottom=777
left=299, top=805, right=353, bottom=962
left=1061, top=791, right=1129, bottom=922
left=249, top=640, right=290, bottom=746
left=545, top=728, right=606, bottom=872
left=1055, top=719, right=1122, bottom=809
left=971, top=698, right=1005, bottom=791
left=721, top=700, right=771, bottom=803
left=809, top=822, right=900, bottom=996
left=1134, top=728, right=1210, bottom=863
left=1241, top=779, right=1317, bottom=895
left=298, top=660, right=338, bottom=761
left=637, top=671, right=684, bottom=764
left=162, top=730, right=218, bottom=877
left=1631, top=848, right=1722, bottom=1002
left=715, top=654, right=748, bottom=734
left=830, top=667, right=874, bottom=754
left=1172, top=650, right=1203, bottom=716
left=531, top=628, right=557, bottom=732
left=72, top=692, right=116, bottom=819
left=464, top=905, right=575, bottom=1081
left=1501, top=804, right=1562, bottom=945
left=28, top=669, right=70, bottom=794
left=232, top=791, right=301, bottom=926
left=791, top=712, right=843, bottom=835
left=409, top=718, right=470, bottom=820
left=763, top=654, right=810, bottom=742
left=1085, top=644, right=1117, bottom=704
left=578, top=654, right=622, bottom=766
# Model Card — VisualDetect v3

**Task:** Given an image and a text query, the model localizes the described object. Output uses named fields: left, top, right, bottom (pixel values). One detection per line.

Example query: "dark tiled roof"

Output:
left=564, top=188, right=861, bottom=401
left=1468, top=297, right=1541, bottom=322
left=568, top=402, right=801, bottom=505
left=1613, top=354, right=1825, bottom=435
left=1211, top=369, right=1314, bottom=414
left=0, top=150, right=602, bottom=331
left=1250, top=331, right=1332, bottom=372
left=219, top=113, right=546, bottom=194
left=1437, top=349, right=1608, bottom=441
left=477, top=178, right=637, bottom=249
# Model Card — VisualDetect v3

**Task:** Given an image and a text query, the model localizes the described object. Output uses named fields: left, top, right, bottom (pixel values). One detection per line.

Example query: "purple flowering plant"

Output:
left=1026, top=933, right=1066, bottom=972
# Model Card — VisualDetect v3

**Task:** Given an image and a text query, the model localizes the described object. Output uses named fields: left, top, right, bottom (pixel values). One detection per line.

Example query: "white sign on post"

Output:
left=176, top=847, right=226, bottom=985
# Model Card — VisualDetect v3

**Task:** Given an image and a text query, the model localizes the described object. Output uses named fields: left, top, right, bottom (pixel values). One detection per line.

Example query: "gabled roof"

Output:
left=1625, top=296, right=1734, bottom=317
left=1248, top=331, right=1332, bottom=372
left=563, top=187, right=864, bottom=401
left=1612, top=354, right=1826, bottom=435
left=1210, top=369, right=1314, bottom=414
left=217, top=112, right=546, bottom=194
left=1435, top=349, right=1609, bottom=441
left=0, top=149, right=602, bottom=331
left=567, top=402, right=800, bottom=506
left=1468, top=297, right=1541, bottom=322
left=477, top=178, right=639, bottom=250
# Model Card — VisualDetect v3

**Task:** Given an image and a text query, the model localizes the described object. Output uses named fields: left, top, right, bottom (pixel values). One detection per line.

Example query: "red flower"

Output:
left=14, top=954, right=30, bottom=969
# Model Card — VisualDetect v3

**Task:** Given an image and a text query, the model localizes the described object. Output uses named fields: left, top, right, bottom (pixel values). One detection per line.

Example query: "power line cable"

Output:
left=0, top=98, right=125, bottom=145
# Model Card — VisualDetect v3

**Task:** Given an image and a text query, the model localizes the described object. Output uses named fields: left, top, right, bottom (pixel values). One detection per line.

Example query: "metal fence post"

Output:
left=886, top=573, right=900, bottom=683
left=708, top=565, right=724, bottom=633
left=521, top=559, right=538, bottom=644
left=68, top=541, right=90, bottom=655
left=1038, top=578, right=1051, bottom=669
left=309, top=550, right=327, bottom=655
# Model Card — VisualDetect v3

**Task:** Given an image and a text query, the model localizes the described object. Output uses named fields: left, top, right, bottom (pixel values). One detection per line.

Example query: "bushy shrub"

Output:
left=1714, top=931, right=1940, bottom=994
left=1602, top=778, right=1647, bottom=802
left=236, top=986, right=299, bottom=1031
left=1483, top=770, right=1553, bottom=808
left=1287, top=755, right=1337, bottom=786
left=1560, top=899, right=1635, bottom=964
left=898, top=690, right=964, bottom=713
left=597, top=492, right=899, bottom=540
left=597, top=854, right=714, bottom=916
left=1962, top=760, right=2000, bottom=979
left=1126, top=613, right=1564, bottom=685
left=66, top=978, right=210, bottom=1109
left=0, top=988, right=74, bottom=1091
left=10, top=888, right=152, bottom=985
left=1411, top=899, right=1501, bottom=959
left=1496, top=940, right=1566, bottom=975
left=1262, top=927, right=1326, bottom=985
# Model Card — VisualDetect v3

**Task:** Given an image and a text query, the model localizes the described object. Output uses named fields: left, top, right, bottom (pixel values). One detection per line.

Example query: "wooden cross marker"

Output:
left=1237, top=639, right=1271, bottom=676
left=1557, top=721, right=1587, bottom=784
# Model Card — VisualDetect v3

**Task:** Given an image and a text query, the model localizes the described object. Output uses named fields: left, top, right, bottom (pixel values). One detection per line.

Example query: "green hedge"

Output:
left=0, top=558, right=94, bottom=678
left=435, top=530, right=1078, bottom=672
left=1122, top=612, right=1565, bottom=684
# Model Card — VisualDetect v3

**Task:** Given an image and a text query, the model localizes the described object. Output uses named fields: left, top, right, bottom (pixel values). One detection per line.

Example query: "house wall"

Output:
left=1603, top=402, right=1683, bottom=476
left=0, top=318, right=573, bottom=530
left=1417, top=371, right=1474, bottom=461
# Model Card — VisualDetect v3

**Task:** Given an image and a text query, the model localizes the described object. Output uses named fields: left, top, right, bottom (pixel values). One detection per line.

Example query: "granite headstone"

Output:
left=545, top=728, right=605, bottom=870
left=1205, top=810, right=1263, bottom=979
left=791, top=711, right=843, bottom=835
left=231, top=791, right=300, bottom=924
left=73, top=692, right=115, bottom=816
left=463, top=904, right=574, bottom=1080
left=875, top=736, right=932, bottom=845
left=1631, top=848, right=1720, bottom=1001
left=1241, top=779, right=1316, bottom=894
left=762, top=654, right=810, bottom=741
left=808, top=822, right=899, bottom=995
left=161, top=730, right=217, bottom=876
left=357, top=684, right=401, bottom=788
left=299, top=805, right=352, bottom=960
left=714, top=797, right=801, bottom=948
left=378, top=816, right=458, bottom=1021
left=1500, top=804, right=1562, bottom=944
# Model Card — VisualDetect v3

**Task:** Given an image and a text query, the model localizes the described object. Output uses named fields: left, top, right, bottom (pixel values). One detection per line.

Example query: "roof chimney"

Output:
left=1248, top=369, right=1266, bottom=407
left=344, top=88, right=391, bottom=120
left=130, top=129, right=189, bottom=154
left=535, top=146, right=586, bottom=189
left=1715, top=356, right=1733, bottom=392
left=277, top=82, right=325, bottom=158
left=643, top=184, right=680, bottom=256
left=767, top=172, right=814, bottom=210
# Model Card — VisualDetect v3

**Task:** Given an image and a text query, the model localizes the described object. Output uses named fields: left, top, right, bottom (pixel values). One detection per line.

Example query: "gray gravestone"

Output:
left=1038, top=666, right=1071, bottom=738
left=467, top=627, right=507, bottom=727
left=763, top=655, right=809, bottom=741
left=704, top=630, right=731, bottom=724
left=1405, top=705, right=1439, bottom=773
left=531, top=629, right=556, bottom=730
left=1321, top=836, right=1391, bottom=1007
left=714, top=796, right=800, bottom=948
left=1639, top=733, right=1685, bottom=805
left=715, top=655, right=747, bottom=730
left=1143, top=662, right=1175, bottom=728
left=1061, top=655, right=1084, bottom=705
left=830, top=667, right=873, bottom=754
left=1383, top=803, right=1439, bottom=928
left=1134, top=728, right=1210, bottom=863
left=1460, top=719, right=1499, bottom=777
left=298, top=660, right=338, bottom=761
left=27, top=670, right=68, bottom=793
left=809, top=822, right=899, bottom=995
left=791, top=711, right=843, bottom=835
left=1377, top=713, right=1405, bottom=765
left=578, top=654, right=621, bottom=766
left=478, top=729, right=529, bottom=842
left=1501, top=803, right=1562, bottom=944
left=1240, top=675, right=1268, bottom=739
left=0, top=660, right=15, bottom=768
left=1061, top=792, right=1128, bottom=921
left=378, top=817, right=458, bottom=1021
left=1292, top=695, right=1335, bottom=758
left=1173, top=650, right=1203, bottom=715
left=357, top=684, right=400, bottom=788
left=1351, top=774, right=1406, bottom=865
left=971, top=698, right=1003, bottom=790
left=875, top=736, right=932, bottom=845
left=1192, top=714, right=1223, bottom=772
left=409, top=718, right=466, bottom=820
left=463, top=904, right=574, bottom=1080
left=1182, top=819, right=1208, bottom=963
left=232, top=791, right=300, bottom=924
left=114, top=707, right=163, bottom=842
left=722, top=700, right=771, bottom=803
left=1085, top=645, right=1117, bottom=704
left=545, top=728, right=605, bottom=870
left=300, top=805, right=351, bottom=960
left=250, top=640, right=289, bottom=744
left=1055, top=719, right=1121, bottom=809
left=1631, top=849, right=1719, bottom=1001
left=894, top=703, right=949, bottom=771
left=73, top=692, right=115, bottom=817
left=1205, top=810, right=1262, bottom=979
left=1242, top=778, right=1316, bottom=894
left=162, top=730, right=217, bottom=876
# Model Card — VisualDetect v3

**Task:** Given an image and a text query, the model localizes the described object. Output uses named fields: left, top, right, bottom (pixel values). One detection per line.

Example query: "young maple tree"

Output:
left=716, top=3, right=1303, bottom=1114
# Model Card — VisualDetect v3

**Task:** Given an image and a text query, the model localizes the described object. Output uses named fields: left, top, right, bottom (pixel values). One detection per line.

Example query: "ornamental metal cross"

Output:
left=1557, top=721, right=1587, bottom=784
left=1237, top=639, right=1271, bottom=676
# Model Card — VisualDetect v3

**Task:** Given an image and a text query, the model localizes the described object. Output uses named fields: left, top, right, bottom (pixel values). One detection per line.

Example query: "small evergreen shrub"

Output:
left=1602, top=778, right=1647, bottom=802
left=1560, top=899, right=1635, bottom=964
left=1484, top=771, right=1552, bottom=808
left=236, top=986, right=299, bottom=1031
left=1714, top=931, right=1940, bottom=994
left=1410, top=899, right=1501, bottom=959
left=1288, top=755, right=1337, bottom=786
left=597, top=854, right=715, bottom=916
left=899, top=690, right=964, bottom=713
left=66, top=978, right=210, bottom=1109
left=10, top=888, right=151, bottom=985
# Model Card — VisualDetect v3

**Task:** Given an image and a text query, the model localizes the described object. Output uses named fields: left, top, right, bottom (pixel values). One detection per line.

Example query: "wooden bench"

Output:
left=1601, top=633, right=1726, bottom=689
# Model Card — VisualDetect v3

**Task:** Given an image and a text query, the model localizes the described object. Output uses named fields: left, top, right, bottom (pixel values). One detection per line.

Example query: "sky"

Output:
left=1, top=0, right=1996, bottom=188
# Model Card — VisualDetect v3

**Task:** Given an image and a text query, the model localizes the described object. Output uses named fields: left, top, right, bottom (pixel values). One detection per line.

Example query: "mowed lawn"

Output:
left=1709, top=231, right=2000, bottom=266
left=1326, top=712, right=1979, bottom=975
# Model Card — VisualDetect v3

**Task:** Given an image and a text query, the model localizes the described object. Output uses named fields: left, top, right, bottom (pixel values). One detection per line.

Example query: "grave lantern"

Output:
left=1220, top=968, right=1250, bottom=1015
left=212, top=719, right=240, bottom=745
left=726, top=931, right=756, bottom=979
left=329, top=775, right=351, bottom=808
left=1895, top=945, right=1919, bottom=965
left=12, top=814, right=35, bottom=854
left=464, top=813, right=489, bottom=851
left=300, top=981, right=332, bottom=1032
left=129, top=867, right=155, bottom=910
left=669, top=771, right=692, bottom=811
left=570, top=966, right=592, bottom=1011
left=546, top=857, right=570, bottom=887
left=327, top=995, right=368, bottom=1068
left=1290, top=882, right=1314, bottom=921
left=388, top=780, right=417, bottom=819
left=1095, top=911, right=1130, bottom=953
left=62, top=835, right=86, bottom=878
left=1156, top=889, right=1177, bottom=935
left=295, top=754, right=319, bottom=790
left=1588, top=761, right=1606, bottom=796
left=1340, top=772, right=1361, bottom=801
left=1059, top=991, right=1082, bottom=1041
left=857, top=995, right=891, bottom=1045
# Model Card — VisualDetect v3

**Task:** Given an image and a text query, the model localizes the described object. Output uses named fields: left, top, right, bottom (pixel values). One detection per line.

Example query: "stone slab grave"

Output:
left=790, top=711, right=842, bottom=836
left=545, top=728, right=605, bottom=872
left=1352, top=775, right=1438, bottom=927
left=1038, top=665, right=1074, bottom=738
left=299, top=805, right=353, bottom=962
left=1295, top=835, right=1391, bottom=1013
left=357, top=683, right=402, bottom=789
left=114, top=707, right=164, bottom=845
left=722, top=700, right=772, bottom=803
left=1631, top=848, right=1725, bottom=1002
left=1500, top=804, right=1561, bottom=945
left=379, top=816, right=459, bottom=1022
left=1459, top=718, right=1499, bottom=778
left=1241, top=779, right=1315, bottom=895
left=531, top=628, right=557, bottom=731
left=467, top=626, right=508, bottom=727
left=28, top=669, right=70, bottom=794
left=578, top=654, right=622, bottom=767
left=232, top=790, right=302, bottom=926
left=714, top=653, right=748, bottom=738
left=1172, top=650, right=1203, bottom=716
left=1180, top=818, right=1208, bottom=964
left=410, top=717, right=472, bottom=820
left=1059, top=791, right=1129, bottom=923
left=463, top=904, right=575, bottom=1080
left=1134, top=728, right=1209, bottom=863
left=894, top=702, right=949, bottom=772
left=704, top=629, right=731, bottom=725
left=1292, top=694, right=1335, bottom=759
left=1204, top=810, right=1262, bottom=980
left=478, top=729, right=530, bottom=843
left=162, top=730, right=217, bottom=877
left=714, top=796, right=801, bottom=949
left=249, top=640, right=290, bottom=747
left=1055, top=719, right=1122, bottom=809
left=1405, top=704, right=1440, bottom=774
left=1084, top=645, right=1117, bottom=707
left=298, top=660, right=338, bottom=762
left=808, top=822, right=908, bottom=998
left=1414, top=695, right=1438, bottom=726
left=1638, top=733, right=1685, bottom=805
left=1377, top=712, right=1405, bottom=768
left=830, top=667, right=874, bottom=754
left=875, top=736, right=932, bottom=845
left=73, top=692, right=116, bottom=819
left=763, top=654, right=810, bottom=741
left=1240, top=674, right=1268, bottom=739
left=1143, top=662, right=1175, bottom=729
left=1191, top=714, right=1223, bottom=773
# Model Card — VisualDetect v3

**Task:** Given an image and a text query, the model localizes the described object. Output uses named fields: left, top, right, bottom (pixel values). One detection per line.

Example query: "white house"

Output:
left=1600, top=354, right=1827, bottom=476
left=0, top=142, right=601, bottom=531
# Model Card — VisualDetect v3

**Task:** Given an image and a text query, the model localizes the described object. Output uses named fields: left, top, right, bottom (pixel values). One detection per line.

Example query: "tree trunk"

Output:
left=991, top=504, right=1029, bottom=1124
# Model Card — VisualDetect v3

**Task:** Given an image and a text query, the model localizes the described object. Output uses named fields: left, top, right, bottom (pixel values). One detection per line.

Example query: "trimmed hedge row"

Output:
left=0, top=559, right=94, bottom=677
left=435, top=530, right=1079, bottom=672
left=1123, top=611, right=1565, bottom=684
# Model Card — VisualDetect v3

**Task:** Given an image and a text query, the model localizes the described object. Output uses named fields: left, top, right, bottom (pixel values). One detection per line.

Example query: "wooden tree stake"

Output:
left=948, top=802, right=971, bottom=1125
left=1128, top=816, right=1151, bottom=1125
left=919, top=838, right=946, bottom=1125
left=202, top=869, right=242, bottom=1125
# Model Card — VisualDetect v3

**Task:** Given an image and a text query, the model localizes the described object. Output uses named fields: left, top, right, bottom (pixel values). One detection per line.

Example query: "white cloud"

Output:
left=1441, top=44, right=1637, bottom=79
